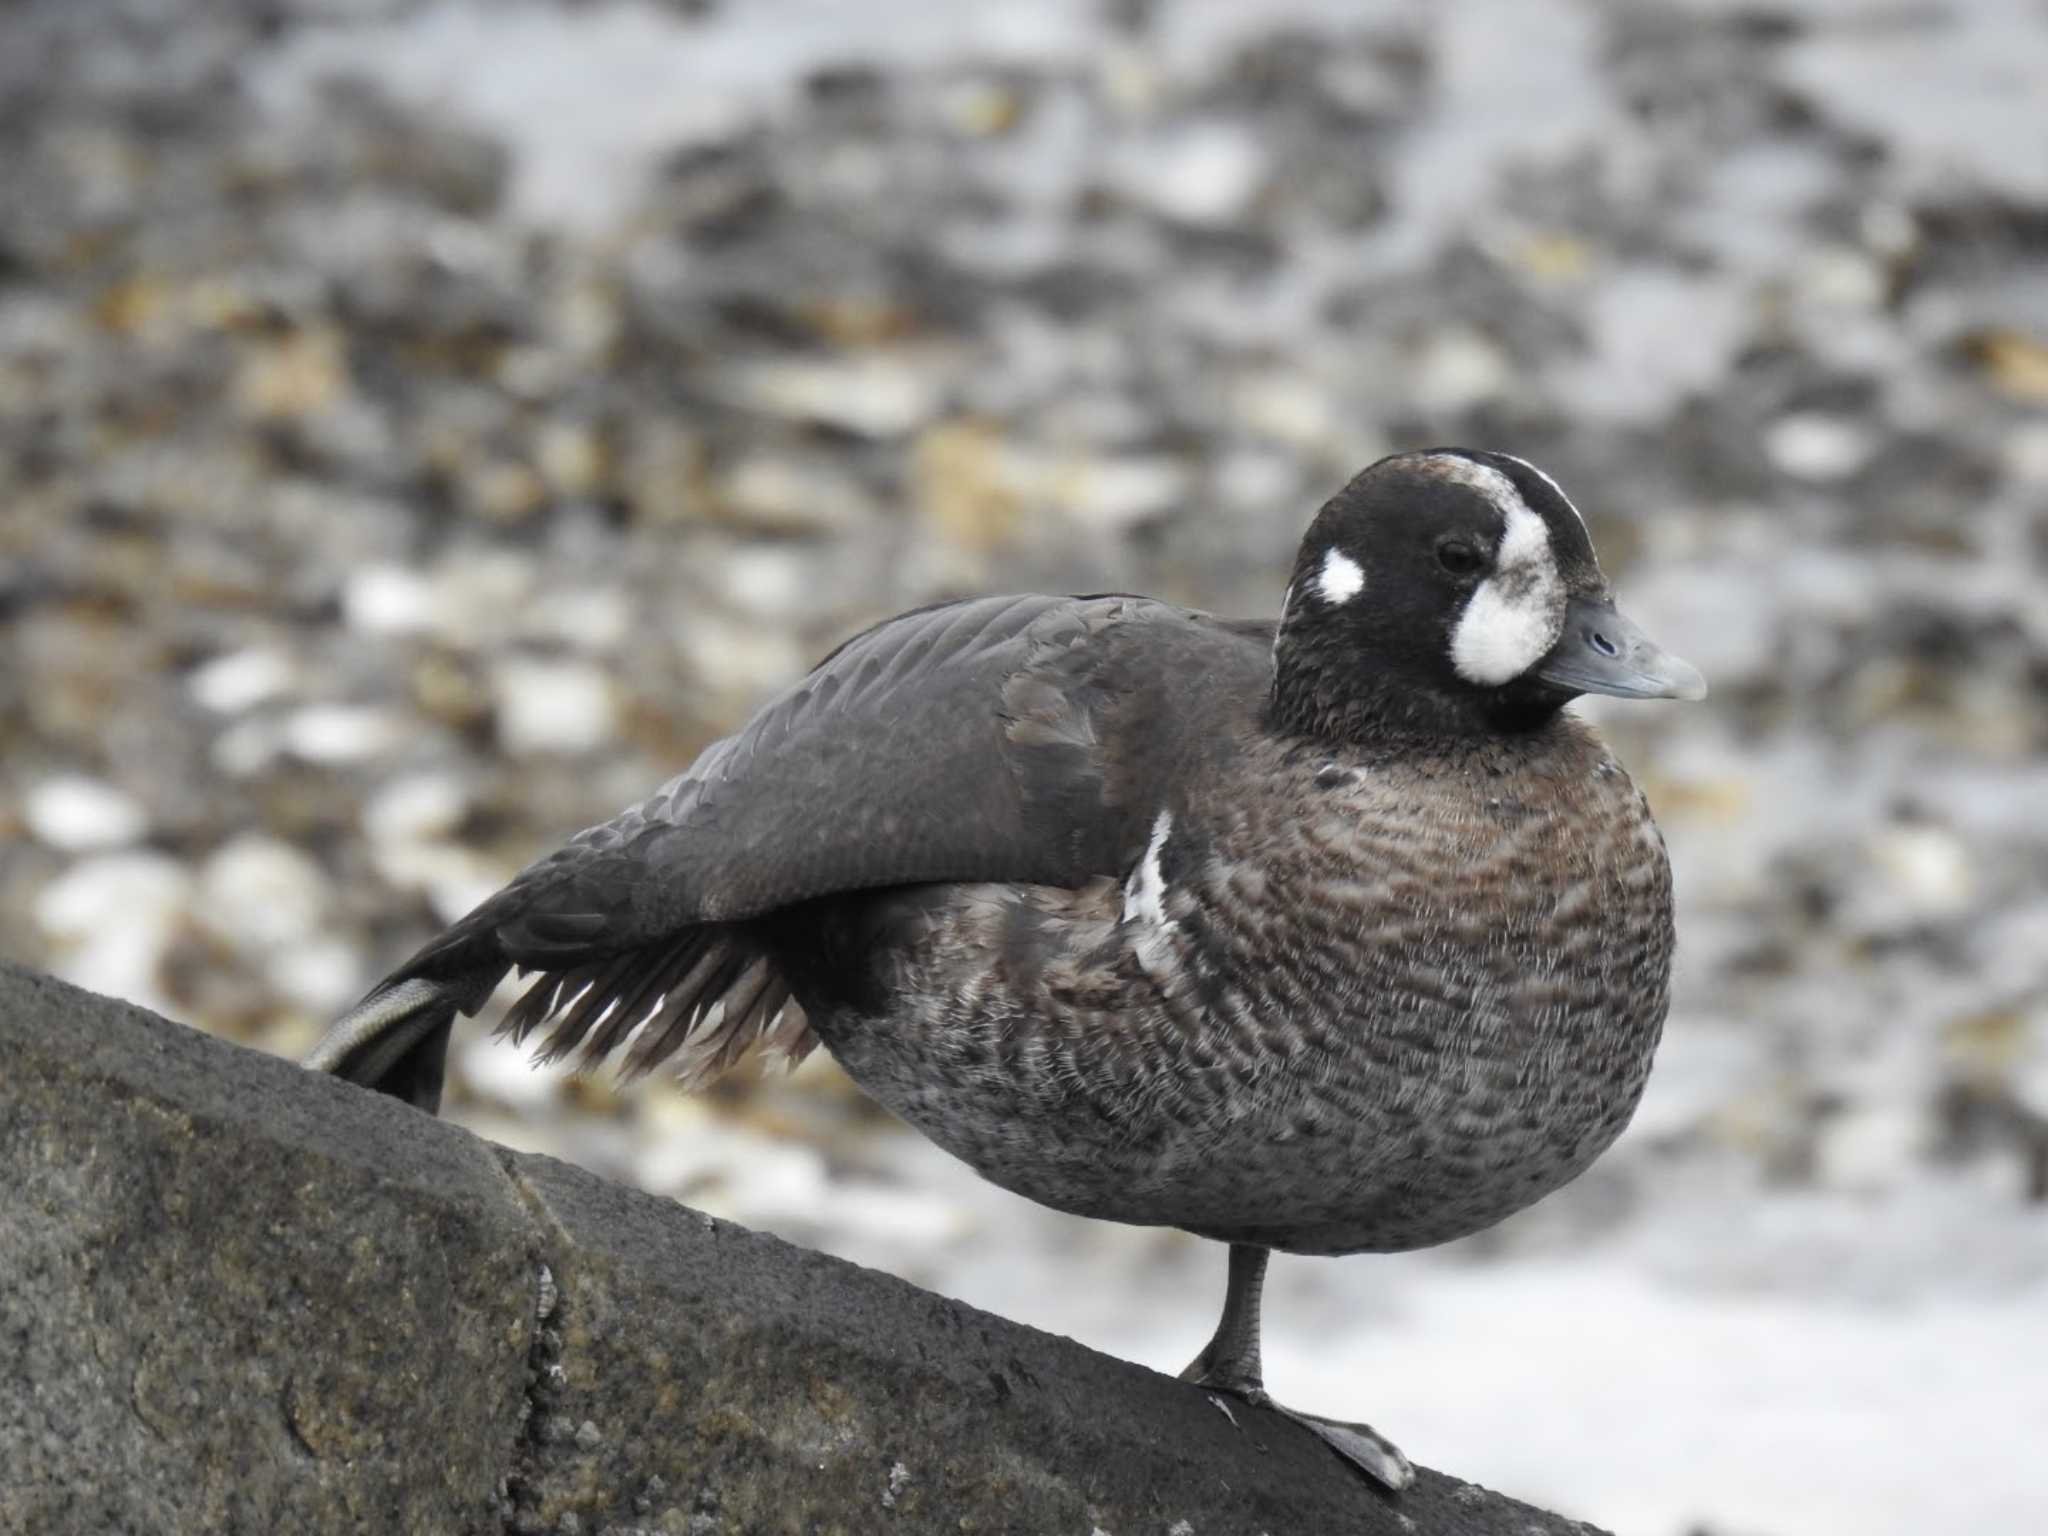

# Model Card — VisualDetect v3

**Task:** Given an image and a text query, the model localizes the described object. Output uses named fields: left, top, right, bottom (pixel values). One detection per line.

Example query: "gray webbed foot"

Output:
left=1183, top=1366, right=1415, bottom=1492
left=1266, top=1398, right=1415, bottom=1491
left=1180, top=1242, right=1416, bottom=1492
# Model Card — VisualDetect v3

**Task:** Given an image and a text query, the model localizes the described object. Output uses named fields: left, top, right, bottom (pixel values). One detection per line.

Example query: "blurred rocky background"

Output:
left=2, top=2, right=2044, bottom=1532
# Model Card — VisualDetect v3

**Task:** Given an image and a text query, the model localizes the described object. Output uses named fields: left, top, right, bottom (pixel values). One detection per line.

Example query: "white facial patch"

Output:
left=1449, top=500, right=1566, bottom=685
left=1316, top=549, right=1365, bottom=604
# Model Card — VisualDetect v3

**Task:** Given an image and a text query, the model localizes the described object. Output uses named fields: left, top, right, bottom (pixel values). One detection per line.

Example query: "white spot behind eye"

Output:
left=1316, top=549, right=1365, bottom=604
left=1449, top=502, right=1565, bottom=685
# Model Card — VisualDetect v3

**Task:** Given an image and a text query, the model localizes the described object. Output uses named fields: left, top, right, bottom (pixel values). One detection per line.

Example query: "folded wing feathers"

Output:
left=498, top=929, right=813, bottom=1090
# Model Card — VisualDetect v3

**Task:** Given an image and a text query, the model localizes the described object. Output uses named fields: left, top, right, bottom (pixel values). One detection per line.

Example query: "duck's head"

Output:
left=1271, top=448, right=1706, bottom=743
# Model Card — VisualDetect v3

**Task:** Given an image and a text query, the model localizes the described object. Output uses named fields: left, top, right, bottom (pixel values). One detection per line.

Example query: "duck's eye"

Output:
left=1435, top=539, right=1485, bottom=577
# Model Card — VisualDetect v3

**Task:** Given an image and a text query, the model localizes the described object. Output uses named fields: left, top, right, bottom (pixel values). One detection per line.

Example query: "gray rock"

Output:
left=0, top=962, right=1600, bottom=1536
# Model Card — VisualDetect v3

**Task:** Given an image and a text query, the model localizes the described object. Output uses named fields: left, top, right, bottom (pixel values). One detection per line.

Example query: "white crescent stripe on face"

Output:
left=1316, top=548, right=1365, bottom=604
left=1418, top=452, right=1525, bottom=513
left=1450, top=499, right=1566, bottom=685
left=1271, top=579, right=1296, bottom=668
left=1491, top=451, right=1587, bottom=527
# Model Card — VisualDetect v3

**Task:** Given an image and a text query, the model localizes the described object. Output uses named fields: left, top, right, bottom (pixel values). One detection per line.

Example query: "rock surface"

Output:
left=0, top=961, right=1599, bottom=1536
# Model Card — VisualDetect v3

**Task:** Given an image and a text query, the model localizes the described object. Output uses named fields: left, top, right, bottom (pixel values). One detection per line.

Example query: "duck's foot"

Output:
left=1184, top=1368, right=1415, bottom=1492
left=1268, top=1398, right=1415, bottom=1491
left=1178, top=1243, right=1416, bottom=1492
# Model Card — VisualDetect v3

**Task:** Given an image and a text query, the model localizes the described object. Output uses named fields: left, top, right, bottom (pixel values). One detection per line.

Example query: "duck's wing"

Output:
left=305, top=593, right=1275, bottom=1108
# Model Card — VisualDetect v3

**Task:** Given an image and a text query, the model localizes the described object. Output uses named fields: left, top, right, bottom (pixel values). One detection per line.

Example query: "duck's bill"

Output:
left=1536, top=596, right=1708, bottom=701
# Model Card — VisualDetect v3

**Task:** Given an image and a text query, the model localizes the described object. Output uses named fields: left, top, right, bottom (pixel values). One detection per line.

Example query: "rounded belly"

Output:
left=820, top=1000, right=1654, bottom=1257
left=795, top=860, right=1669, bottom=1257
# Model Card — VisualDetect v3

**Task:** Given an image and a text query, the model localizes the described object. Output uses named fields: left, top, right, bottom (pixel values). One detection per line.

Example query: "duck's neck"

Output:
left=1267, top=650, right=1564, bottom=750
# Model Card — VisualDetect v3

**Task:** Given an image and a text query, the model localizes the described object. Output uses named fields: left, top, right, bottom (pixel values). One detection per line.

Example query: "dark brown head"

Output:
left=1270, top=448, right=1705, bottom=743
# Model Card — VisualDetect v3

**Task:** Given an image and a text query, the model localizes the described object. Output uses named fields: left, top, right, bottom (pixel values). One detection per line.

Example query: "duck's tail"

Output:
left=302, top=966, right=501, bottom=1113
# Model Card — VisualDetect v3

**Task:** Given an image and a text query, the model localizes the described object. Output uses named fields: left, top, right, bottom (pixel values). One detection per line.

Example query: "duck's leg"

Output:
left=1179, top=1243, right=1415, bottom=1492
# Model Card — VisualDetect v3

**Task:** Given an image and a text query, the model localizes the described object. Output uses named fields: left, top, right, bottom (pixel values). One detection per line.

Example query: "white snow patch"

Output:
left=1251, top=1256, right=2048, bottom=1536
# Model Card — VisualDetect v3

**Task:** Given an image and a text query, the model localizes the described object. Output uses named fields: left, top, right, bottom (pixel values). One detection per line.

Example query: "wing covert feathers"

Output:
left=317, top=592, right=1276, bottom=1099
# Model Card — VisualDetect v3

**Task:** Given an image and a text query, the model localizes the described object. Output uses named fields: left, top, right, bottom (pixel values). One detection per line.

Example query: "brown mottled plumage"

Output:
left=795, top=722, right=1672, bottom=1258
left=306, top=447, right=1704, bottom=1491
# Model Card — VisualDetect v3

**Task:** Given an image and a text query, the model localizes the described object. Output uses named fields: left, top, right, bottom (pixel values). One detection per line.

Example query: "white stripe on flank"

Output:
left=1123, top=809, right=1184, bottom=976
left=1123, top=810, right=1174, bottom=928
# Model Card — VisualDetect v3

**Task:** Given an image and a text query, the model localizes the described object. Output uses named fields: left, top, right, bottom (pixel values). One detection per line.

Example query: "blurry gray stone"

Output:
left=0, top=963, right=1599, bottom=1536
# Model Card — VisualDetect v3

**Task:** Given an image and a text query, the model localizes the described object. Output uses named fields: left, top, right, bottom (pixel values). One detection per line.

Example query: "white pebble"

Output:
left=211, top=718, right=284, bottom=778
left=268, top=937, right=364, bottom=1014
left=1868, top=824, right=1975, bottom=919
left=521, top=586, right=633, bottom=653
left=34, top=850, right=189, bottom=939
left=492, top=658, right=618, bottom=756
left=343, top=563, right=438, bottom=636
left=282, top=704, right=404, bottom=764
left=1815, top=1104, right=1927, bottom=1194
left=196, top=834, right=332, bottom=951
left=33, top=852, right=193, bottom=1015
left=369, top=840, right=509, bottom=924
left=188, top=646, right=297, bottom=713
left=738, top=355, right=941, bottom=438
left=2001, top=422, right=2048, bottom=488
left=435, top=550, right=541, bottom=647
left=24, top=775, right=148, bottom=852
left=1230, top=369, right=1340, bottom=449
left=718, top=547, right=814, bottom=621
left=462, top=1031, right=561, bottom=1109
left=1117, top=122, right=1266, bottom=227
left=1055, top=453, right=1190, bottom=532
left=363, top=771, right=472, bottom=845
left=1411, top=327, right=1511, bottom=415
left=1765, top=413, right=1874, bottom=483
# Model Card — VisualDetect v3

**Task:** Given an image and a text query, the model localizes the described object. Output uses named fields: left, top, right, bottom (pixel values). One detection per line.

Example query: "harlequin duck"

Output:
left=307, top=448, right=1704, bottom=1491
